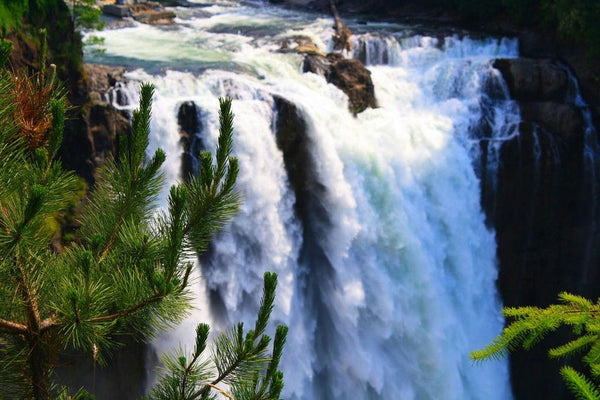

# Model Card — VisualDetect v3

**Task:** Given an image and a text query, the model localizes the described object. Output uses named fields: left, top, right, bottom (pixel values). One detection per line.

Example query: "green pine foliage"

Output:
left=148, top=272, right=288, bottom=400
left=471, top=292, right=600, bottom=400
left=0, top=37, right=243, bottom=399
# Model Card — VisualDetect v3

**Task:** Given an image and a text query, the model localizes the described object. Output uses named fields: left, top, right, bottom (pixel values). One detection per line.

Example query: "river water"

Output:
left=85, top=1, right=519, bottom=398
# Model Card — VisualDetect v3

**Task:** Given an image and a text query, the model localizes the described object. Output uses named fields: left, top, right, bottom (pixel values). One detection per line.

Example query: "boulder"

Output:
left=86, top=64, right=126, bottom=96
left=328, top=54, right=376, bottom=114
left=303, top=53, right=332, bottom=77
left=303, top=53, right=376, bottom=114
left=104, top=1, right=176, bottom=25
left=129, top=2, right=176, bottom=25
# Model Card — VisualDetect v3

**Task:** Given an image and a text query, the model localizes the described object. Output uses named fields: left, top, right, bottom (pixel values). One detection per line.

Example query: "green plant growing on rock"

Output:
left=0, top=36, right=243, bottom=399
left=472, top=292, right=600, bottom=400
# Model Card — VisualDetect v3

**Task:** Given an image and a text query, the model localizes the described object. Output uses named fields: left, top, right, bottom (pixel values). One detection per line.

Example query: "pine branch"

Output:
left=0, top=317, right=27, bottom=334
left=549, top=335, right=597, bottom=359
left=561, top=366, right=600, bottom=400
left=84, top=293, right=164, bottom=324
left=16, top=253, right=41, bottom=332
left=150, top=273, right=286, bottom=400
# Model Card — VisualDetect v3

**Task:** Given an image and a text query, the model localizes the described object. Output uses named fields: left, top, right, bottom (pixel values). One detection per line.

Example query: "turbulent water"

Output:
left=86, top=1, right=520, bottom=398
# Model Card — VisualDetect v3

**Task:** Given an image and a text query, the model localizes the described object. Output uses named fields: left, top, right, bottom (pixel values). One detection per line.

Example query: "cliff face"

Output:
left=482, top=57, right=600, bottom=400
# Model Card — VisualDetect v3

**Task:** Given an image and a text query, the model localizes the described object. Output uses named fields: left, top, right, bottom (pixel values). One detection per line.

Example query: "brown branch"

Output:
left=192, top=351, right=248, bottom=399
left=85, top=293, right=163, bottom=324
left=329, top=0, right=352, bottom=52
left=39, top=317, right=56, bottom=333
left=99, top=207, right=126, bottom=262
left=16, top=254, right=41, bottom=332
left=0, top=317, right=28, bottom=334
left=206, top=383, right=233, bottom=399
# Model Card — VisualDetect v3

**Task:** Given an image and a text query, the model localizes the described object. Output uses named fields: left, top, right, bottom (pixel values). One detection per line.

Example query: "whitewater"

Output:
left=85, top=1, right=520, bottom=398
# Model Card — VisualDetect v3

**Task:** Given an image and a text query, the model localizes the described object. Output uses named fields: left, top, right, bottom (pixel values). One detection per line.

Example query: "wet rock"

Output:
left=129, top=2, right=176, bottom=25
left=494, top=58, right=569, bottom=102
left=177, top=101, right=206, bottom=181
left=104, top=1, right=176, bottom=25
left=89, top=101, right=131, bottom=165
left=327, top=54, right=376, bottom=114
left=303, top=53, right=332, bottom=77
left=519, top=102, right=583, bottom=144
left=489, top=57, right=598, bottom=400
left=86, top=64, right=126, bottom=96
left=273, top=95, right=311, bottom=198
left=84, top=63, right=131, bottom=170
left=303, top=53, right=376, bottom=114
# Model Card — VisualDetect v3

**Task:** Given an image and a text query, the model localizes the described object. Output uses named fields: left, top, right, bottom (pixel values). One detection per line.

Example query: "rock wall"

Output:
left=489, top=58, right=600, bottom=400
left=85, top=63, right=131, bottom=169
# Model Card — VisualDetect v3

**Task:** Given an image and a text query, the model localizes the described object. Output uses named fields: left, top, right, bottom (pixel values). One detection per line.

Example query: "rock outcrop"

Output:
left=103, top=1, right=176, bottom=25
left=488, top=57, right=600, bottom=400
left=177, top=101, right=206, bottom=181
left=303, top=53, right=376, bottom=114
left=494, top=58, right=568, bottom=102
left=85, top=64, right=131, bottom=170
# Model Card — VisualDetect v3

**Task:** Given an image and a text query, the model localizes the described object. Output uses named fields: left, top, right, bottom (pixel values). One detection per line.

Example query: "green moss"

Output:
left=0, top=0, right=28, bottom=33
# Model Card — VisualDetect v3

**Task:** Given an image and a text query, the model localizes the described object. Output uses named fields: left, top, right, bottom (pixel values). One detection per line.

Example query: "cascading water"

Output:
left=85, top=1, right=519, bottom=398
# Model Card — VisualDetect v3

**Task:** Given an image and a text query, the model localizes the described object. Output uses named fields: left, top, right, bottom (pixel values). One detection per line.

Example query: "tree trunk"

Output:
left=29, top=336, right=50, bottom=400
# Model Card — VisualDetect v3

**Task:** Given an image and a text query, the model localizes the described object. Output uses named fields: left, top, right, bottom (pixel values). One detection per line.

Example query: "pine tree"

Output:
left=147, top=272, right=287, bottom=400
left=472, top=292, right=600, bottom=400
left=0, top=36, right=242, bottom=399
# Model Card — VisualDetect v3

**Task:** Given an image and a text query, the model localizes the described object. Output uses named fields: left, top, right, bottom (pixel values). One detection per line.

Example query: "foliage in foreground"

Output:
left=472, top=292, right=600, bottom=400
left=148, top=272, right=287, bottom=400
left=0, top=36, right=241, bottom=398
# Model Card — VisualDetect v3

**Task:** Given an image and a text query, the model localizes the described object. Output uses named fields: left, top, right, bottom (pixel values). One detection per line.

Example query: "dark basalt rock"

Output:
left=489, top=58, right=600, bottom=400
left=86, top=63, right=126, bottom=95
left=328, top=54, right=376, bottom=114
left=494, top=58, right=569, bottom=102
left=177, top=100, right=206, bottom=181
left=272, top=95, right=340, bottom=398
left=519, top=102, right=583, bottom=144
left=273, top=95, right=312, bottom=199
left=303, top=53, right=332, bottom=77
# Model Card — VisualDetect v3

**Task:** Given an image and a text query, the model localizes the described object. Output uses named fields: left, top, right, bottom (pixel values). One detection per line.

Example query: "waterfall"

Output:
left=85, top=3, right=519, bottom=398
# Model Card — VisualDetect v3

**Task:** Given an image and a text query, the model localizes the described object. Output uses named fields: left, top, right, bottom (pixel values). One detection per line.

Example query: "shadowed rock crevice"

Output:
left=177, top=101, right=207, bottom=181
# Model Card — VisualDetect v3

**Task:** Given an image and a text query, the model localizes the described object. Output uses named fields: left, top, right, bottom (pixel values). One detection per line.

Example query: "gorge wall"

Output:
left=484, top=58, right=600, bottom=400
